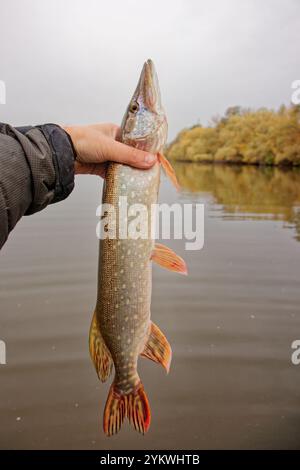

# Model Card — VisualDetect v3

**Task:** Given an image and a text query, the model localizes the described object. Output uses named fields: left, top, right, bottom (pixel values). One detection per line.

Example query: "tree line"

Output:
left=166, top=105, right=300, bottom=166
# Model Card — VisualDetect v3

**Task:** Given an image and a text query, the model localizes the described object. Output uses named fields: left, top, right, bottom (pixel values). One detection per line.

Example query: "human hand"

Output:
left=62, top=123, right=157, bottom=178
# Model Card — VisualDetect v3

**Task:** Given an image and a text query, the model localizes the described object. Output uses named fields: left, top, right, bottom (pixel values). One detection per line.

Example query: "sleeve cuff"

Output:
left=36, top=123, right=75, bottom=204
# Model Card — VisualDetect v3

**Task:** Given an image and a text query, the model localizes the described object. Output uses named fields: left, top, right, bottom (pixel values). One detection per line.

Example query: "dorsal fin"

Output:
left=89, top=311, right=113, bottom=382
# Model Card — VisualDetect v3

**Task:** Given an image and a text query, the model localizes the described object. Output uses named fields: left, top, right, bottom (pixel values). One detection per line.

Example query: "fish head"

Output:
left=121, top=59, right=168, bottom=153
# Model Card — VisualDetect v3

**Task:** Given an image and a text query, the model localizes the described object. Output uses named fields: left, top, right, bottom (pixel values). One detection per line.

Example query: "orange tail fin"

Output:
left=103, top=382, right=151, bottom=436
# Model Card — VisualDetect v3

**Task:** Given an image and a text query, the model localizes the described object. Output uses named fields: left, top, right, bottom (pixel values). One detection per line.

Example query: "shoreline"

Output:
left=169, top=159, right=300, bottom=168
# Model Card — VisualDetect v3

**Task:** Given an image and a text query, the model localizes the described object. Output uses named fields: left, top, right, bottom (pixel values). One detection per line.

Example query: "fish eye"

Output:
left=129, top=101, right=139, bottom=113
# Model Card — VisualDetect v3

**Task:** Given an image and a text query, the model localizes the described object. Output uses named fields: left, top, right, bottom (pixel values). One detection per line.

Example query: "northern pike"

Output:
left=89, top=59, right=187, bottom=436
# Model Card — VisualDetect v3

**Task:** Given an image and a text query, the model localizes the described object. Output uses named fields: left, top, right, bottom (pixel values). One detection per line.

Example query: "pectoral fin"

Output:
left=89, top=311, right=113, bottom=382
left=158, top=152, right=180, bottom=190
left=151, top=243, right=187, bottom=275
left=141, top=321, right=172, bottom=373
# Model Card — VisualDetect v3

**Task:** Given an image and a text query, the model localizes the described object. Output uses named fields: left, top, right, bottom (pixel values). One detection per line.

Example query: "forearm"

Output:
left=0, top=120, right=157, bottom=250
left=0, top=123, right=75, bottom=249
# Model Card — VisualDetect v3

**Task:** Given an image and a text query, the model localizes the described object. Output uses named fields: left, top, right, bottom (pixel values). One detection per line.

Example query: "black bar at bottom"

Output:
left=0, top=450, right=299, bottom=466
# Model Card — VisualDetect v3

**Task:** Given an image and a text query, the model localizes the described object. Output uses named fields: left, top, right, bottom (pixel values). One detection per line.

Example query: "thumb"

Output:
left=102, top=135, right=157, bottom=169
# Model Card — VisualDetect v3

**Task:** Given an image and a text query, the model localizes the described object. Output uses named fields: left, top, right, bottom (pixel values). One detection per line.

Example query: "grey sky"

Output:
left=0, top=0, right=299, bottom=140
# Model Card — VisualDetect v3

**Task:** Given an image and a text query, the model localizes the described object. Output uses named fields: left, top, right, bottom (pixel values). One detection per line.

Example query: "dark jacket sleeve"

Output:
left=0, top=123, right=75, bottom=249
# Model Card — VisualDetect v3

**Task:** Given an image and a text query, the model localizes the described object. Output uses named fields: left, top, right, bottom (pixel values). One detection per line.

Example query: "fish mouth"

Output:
left=135, top=59, right=162, bottom=112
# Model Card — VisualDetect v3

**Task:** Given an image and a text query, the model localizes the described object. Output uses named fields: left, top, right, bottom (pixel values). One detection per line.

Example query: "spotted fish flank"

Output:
left=89, top=59, right=187, bottom=436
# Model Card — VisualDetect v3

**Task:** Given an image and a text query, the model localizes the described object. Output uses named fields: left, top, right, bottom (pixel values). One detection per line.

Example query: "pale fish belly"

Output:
left=96, top=162, right=160, bottom=394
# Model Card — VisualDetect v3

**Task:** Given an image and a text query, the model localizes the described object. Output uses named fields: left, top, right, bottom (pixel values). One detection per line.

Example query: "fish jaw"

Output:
left=133, top=59, right=163, bottom=114
left=121, top=59, right=168, bottom=153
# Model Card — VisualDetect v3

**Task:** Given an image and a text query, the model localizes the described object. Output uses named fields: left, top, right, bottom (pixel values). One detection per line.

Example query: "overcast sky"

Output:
left=0, top=0, right=299, bottom=140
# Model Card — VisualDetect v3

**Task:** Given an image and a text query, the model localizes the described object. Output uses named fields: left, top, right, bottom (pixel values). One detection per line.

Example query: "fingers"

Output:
left=101, top=134, right=157, bottom=169
left=63, top=123, right=158, bottom=170
left=89, top=123, right=120, bottom=139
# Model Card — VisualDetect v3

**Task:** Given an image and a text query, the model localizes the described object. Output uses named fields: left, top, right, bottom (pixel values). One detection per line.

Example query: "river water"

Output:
left=0, top=163, right=299, bottom=449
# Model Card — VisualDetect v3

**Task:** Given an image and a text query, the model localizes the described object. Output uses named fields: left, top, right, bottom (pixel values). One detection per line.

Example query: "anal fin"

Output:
left=89, top=311, right=113, bottom=382
left=151, top=243, right=187, bottom=275
left=141, top=321, right=172, bottom=373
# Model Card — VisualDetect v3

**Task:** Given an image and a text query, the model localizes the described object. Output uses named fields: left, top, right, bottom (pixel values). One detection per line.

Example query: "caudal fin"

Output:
left=103, top=382, right=151, bottom=436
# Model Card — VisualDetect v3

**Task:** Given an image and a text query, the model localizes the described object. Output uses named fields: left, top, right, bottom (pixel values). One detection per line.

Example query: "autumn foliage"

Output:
left=166, top=105, right=300, bottom=166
